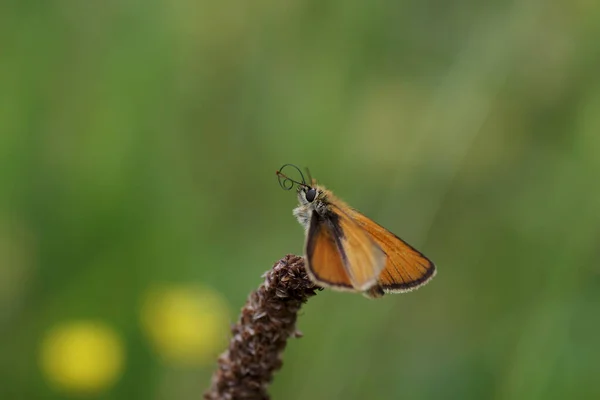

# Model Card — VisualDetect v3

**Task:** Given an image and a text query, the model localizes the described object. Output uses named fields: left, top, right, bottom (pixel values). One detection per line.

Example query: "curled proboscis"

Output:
left=276, top=164, right=307, bottom=191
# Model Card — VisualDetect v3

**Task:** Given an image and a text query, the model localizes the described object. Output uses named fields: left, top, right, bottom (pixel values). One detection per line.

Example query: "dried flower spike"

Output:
left=204, top=254, right=321, bottom=400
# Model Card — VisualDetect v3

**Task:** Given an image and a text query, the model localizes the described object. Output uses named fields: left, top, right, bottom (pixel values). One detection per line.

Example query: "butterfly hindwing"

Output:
left=306, top=209, right=386, bottom=292
left=305, top=211, right=353, bottom=290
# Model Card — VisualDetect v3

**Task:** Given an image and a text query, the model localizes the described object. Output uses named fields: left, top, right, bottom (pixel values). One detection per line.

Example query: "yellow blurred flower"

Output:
left=140, top=284, right=230, bottom=366
left=40, top=321, right=125, bottom=395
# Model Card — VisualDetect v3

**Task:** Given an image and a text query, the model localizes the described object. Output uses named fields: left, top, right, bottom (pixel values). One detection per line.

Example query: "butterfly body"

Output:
left=292, top=184, right=335, bottom=231
left=278, top=165, right=436, bottom=299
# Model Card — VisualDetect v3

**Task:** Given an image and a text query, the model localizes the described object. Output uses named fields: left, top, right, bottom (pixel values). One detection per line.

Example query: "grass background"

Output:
left=2, top=0, right=600, bottom=399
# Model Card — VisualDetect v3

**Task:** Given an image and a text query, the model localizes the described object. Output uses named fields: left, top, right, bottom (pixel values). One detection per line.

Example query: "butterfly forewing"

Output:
left=344, top=208, right=436, bottom=293
left=328, top=206, right=386, bottom=291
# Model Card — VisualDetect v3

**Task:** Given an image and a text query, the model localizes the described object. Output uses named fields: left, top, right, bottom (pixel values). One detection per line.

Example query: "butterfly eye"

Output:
left=305, top=188, right=317, bottom=202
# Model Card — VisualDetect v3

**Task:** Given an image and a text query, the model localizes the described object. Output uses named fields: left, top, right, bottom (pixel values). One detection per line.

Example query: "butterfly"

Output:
left=277, top=164, right=436, bottom=298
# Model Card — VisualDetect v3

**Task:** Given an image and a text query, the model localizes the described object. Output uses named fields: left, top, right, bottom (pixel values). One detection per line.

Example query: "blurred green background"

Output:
left=2, top=0, right=600, bottom=399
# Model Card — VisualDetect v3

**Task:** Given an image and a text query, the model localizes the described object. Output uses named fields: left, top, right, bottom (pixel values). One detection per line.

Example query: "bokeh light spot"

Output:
left=39, top=320, right=125, bottom=395
left=141, top=284, right=230, bottom=366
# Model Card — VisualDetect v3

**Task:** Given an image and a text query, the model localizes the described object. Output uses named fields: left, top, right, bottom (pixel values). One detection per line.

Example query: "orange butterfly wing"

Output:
left=344, top=208, right=436, bottom=294
left=327, top=206, right=386, bottom=291
left=305, top=211, right=353, bottom=290
left=305, top=210, right=386, bottom=291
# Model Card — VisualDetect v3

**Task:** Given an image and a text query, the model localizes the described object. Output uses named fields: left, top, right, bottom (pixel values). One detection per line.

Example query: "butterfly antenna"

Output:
left=305, top=167, right=314, bottom=185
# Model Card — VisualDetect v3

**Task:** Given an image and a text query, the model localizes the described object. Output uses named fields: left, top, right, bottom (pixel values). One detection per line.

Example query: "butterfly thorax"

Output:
left=293, top=185, right=335, bottom=231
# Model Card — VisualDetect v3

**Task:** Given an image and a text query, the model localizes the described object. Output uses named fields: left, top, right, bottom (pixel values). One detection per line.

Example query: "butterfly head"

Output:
left=276, top=164, right=329, bottom=229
